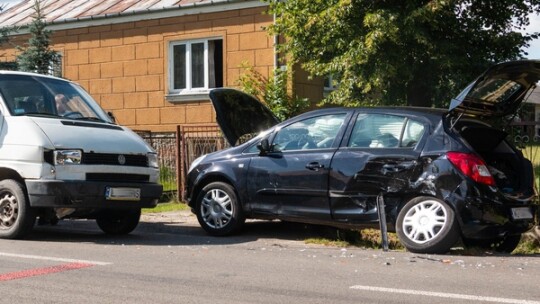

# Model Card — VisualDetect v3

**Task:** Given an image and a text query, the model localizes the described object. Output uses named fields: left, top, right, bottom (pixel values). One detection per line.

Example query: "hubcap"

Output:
left=0, top=192, right=18, bottom=229
left=200, top=189, right=233, bottom=229
left=402, top=200, right=447, bottom=244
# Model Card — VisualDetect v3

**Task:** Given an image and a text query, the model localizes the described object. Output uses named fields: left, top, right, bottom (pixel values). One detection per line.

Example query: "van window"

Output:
left=0, top=74, right=111, bottom=122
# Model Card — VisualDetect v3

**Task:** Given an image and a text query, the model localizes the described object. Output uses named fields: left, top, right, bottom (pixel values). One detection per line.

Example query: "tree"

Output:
left=237, top=63, right=309, bottom=120
left=16, top=0, right=59, bottom=75
left=268, top=0, right=540, bottom=107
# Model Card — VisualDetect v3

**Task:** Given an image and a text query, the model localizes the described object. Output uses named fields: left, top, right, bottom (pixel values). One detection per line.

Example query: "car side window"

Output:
left=401, top=119, right=425, bottom=148
left=348, top=114, right=423, bottom=148
left=273, top=114, right=346, bottom=151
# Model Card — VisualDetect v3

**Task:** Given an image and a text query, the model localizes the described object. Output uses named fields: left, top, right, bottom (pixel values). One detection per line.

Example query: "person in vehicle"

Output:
left=55, top=93, right=69, bottom=115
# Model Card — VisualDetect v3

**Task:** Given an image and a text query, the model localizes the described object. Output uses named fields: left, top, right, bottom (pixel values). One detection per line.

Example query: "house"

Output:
left=0, top=0, right=324, bottom=132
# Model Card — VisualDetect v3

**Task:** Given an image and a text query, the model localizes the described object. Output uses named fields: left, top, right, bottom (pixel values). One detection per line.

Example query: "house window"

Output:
left=169, top=38, right=223, bottom=94
left=324, top=75, right=338, bottom=91
left=49, top=53, right=62, bottom=77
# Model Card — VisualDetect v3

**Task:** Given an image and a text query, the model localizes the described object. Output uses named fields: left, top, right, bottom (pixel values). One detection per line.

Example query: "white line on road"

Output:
left=0, top=252, right=112, bottom=266
left=350, top=285, right=540, bottom=304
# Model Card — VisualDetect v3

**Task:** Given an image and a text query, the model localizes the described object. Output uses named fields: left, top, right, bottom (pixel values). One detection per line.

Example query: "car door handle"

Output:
left=306, top=162, right=325, bottom=171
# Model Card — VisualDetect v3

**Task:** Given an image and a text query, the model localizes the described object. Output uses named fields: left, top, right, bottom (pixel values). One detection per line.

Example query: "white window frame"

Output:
left=168, top=38, right=221, bottom=96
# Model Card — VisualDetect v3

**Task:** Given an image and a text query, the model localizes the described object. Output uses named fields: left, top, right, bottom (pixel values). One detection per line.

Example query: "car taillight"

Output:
left=446, top=152, right=495, bottom=186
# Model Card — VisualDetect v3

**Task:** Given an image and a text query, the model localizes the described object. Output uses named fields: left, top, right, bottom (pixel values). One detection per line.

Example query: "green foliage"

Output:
left=237, top=62, right=310, bottom=120
left=306, top=228, right=404, bottom=250
left=142, top=202, right=189, bottom=214
left=267, top=0, right=540, bottom=107
left=16, top=0, right=60, bottom=75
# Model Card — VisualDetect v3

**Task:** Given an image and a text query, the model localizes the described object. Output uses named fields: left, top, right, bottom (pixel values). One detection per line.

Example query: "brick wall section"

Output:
left=0, top=6, right=280, bottom=132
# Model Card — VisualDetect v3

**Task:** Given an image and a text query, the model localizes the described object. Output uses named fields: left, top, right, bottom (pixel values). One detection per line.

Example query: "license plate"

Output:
left=105, top=187, right=141, bottom=201
left=511, top=207, right=533, bottom=220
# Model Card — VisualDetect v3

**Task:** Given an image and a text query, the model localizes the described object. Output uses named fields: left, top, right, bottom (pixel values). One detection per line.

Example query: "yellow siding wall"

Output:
left=0, top=7, right=275, bottom=132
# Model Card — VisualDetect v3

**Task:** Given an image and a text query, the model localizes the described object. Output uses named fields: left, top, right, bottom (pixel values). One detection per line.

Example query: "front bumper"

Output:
left=26, top=179, right=163, bottom=209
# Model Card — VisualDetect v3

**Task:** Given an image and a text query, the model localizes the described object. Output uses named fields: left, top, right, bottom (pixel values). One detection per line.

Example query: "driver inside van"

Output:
left=55, top=93, right=69, bottom=115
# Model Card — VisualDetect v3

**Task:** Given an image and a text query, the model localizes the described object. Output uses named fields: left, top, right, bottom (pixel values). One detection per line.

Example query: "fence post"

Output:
left=377, top=194, right=389, bottom=252
left=176, top=125, right=182, bottom=202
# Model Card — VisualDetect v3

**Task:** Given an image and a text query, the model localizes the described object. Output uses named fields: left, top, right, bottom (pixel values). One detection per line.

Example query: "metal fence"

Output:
left=136, top=130, right=179, bottom=201
left=136, top=125, right=228, bottom=202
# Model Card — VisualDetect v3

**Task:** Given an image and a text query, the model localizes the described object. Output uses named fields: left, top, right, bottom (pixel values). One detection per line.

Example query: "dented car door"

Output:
left=329, top=111, right=427, bottom=222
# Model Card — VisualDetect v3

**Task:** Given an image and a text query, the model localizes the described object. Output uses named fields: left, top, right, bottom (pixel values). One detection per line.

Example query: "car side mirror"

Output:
left=257, top=138, right=271, bottom=155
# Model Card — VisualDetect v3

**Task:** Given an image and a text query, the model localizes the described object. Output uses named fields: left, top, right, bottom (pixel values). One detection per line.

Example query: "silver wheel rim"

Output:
left=0, top=192, right=18, bottom=229
left=402, top=200, right=447, bottom=244
left=200, top=189, right=233, bottom=229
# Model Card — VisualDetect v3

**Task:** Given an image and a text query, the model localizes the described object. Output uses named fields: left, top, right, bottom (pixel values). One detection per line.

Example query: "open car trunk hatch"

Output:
left=449, top=60, right=540, bottom=118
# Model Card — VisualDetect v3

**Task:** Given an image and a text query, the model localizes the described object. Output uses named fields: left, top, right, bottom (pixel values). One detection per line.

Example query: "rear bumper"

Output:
left=459, top=200, right=536, bottom=239
left=26, top=179, right=163, bottom=209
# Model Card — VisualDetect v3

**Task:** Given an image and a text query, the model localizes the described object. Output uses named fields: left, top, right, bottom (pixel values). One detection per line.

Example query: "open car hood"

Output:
left=449, top=60, right=540, bottom=117
left=209, top=88, right=280, bottom=146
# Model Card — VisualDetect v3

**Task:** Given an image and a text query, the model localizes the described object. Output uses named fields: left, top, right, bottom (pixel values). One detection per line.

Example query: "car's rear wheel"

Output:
left=0, top=179, right=35, bottom=239
left=96, top=209, right=141, bottom=235
left=195, top=182, right=244, bottom=236
left=396, top=197, right=459, bottom=253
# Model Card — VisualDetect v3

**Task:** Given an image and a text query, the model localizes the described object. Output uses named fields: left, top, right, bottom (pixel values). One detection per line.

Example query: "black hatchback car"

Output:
left=186, top=60, right=539, bottom=254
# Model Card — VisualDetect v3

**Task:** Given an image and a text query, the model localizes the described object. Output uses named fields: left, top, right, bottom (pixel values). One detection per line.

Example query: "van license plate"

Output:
left=511, top=207, right=533, bottom=220
left=105, top=187, right=141, bottom=201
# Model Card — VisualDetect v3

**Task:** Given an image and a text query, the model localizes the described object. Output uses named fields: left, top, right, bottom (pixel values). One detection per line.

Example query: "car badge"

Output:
left=118, top=154, right=126, bottom=165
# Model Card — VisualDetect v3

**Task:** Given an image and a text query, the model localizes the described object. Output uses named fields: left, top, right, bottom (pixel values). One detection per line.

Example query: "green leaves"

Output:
left=237, top=62, right=309, bottom=121
left=16, top=0, right=60, bottom=75
left=268, top=0, right=540, bottom=107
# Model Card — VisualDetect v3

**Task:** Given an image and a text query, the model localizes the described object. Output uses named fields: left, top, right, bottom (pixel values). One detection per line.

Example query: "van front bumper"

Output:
left=25, top=180, right=163, bottom=209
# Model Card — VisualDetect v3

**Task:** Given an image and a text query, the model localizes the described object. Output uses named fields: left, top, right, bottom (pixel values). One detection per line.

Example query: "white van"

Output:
left=0, top=71, right=163, bottom=238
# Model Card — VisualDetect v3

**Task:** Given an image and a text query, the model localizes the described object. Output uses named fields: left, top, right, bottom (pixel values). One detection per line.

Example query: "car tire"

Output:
left=396, top=196, right=460, bottom=254
left=195, top=182, right=245, bottom=236
left=0, top=179, right=35, bottom=239
left=96, top=209, right=141, bottom=235
left=463, top=235, right=522, bottom=253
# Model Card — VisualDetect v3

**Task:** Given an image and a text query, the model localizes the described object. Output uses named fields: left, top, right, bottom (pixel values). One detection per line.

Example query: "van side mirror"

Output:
left=107, top=111, right=116, bottom=123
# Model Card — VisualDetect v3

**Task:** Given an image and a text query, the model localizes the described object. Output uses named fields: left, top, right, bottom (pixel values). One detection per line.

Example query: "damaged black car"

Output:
left=185, top=60, right=539, bottom=254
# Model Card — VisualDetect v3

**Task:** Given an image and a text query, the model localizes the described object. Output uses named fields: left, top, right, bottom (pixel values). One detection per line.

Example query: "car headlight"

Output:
left=147, top=153, right=159, bottom=168
left=54, top=150, right=82, bottom=165
left=188, top=155, right=206, bottom=173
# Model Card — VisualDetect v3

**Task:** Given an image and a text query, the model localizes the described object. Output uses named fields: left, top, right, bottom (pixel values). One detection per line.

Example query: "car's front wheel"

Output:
left=396, top=197, right=460, bottom=254
left=195, top=182, right=245, bottom=236
left=96, top=209, right=141, bottom=235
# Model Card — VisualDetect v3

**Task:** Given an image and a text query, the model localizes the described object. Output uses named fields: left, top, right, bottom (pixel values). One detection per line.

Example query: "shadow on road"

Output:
left=27, top=217, right=341, bottom=248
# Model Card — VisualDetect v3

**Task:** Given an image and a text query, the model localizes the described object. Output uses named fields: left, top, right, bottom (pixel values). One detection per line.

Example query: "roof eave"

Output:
left=8, top=0, right=268, bottom=34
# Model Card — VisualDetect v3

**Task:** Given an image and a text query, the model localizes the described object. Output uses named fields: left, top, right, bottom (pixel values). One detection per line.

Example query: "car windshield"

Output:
left=0, top=74, right=112, bottom=122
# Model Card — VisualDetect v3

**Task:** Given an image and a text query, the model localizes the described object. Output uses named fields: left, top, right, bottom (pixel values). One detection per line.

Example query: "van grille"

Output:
left=82, top=153, right=148, bottom=167
left=86, top=173, right=150, bottom=182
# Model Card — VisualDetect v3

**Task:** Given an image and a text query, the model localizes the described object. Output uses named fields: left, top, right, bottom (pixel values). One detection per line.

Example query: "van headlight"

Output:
left=147, top=153, right=159, bottom=168
left=54, top=150, right=82, bottom=165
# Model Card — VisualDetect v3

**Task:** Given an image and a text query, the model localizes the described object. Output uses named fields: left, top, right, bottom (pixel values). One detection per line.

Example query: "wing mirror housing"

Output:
left=107, top=111, right=116, bottom=123
left=257, top=138, right=271, bottom=155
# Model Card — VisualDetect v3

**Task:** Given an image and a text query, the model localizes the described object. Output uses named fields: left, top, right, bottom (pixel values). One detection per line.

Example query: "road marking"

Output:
left=0, top=262, right=93, bottom=281
left=350, top=285, right=540, bottom=304
left=0, top=252, right=111, bottom=266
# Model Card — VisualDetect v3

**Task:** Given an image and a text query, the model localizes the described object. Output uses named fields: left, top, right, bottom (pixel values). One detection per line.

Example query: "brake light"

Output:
left=446, top=152, right=495, bottom=186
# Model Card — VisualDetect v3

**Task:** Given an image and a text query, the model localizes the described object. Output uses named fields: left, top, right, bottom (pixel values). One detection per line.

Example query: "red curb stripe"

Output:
left=0, top=262, right=94, bottom=281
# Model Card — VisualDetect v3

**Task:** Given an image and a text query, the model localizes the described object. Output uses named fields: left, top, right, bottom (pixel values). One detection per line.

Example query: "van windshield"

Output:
left=0, top=74, right=112, bottom=123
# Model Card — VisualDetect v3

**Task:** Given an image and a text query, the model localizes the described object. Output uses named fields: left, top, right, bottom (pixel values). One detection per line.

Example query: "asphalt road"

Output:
left=0, top=211, right=539, bottom=304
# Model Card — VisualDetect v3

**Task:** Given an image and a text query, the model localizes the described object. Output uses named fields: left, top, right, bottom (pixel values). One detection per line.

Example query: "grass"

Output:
left=142, top=201, right=189, bottom=214
left=306, top=228, right=405, bottom=251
